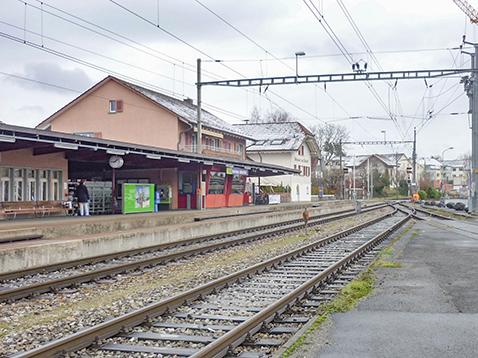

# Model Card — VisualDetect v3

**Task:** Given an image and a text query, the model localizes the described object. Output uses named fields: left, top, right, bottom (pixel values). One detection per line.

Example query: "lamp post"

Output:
left=441, top=146, right=454, bottom=195
left=295, top=51, right=306, bottom=77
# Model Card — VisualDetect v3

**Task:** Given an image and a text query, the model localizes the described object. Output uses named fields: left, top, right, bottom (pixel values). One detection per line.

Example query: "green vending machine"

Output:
left=122, top=183, right=155, bottom=214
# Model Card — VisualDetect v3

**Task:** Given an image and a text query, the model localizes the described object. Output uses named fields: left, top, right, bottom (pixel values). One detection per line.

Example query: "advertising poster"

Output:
left=122, top=183, right=155, bottom=214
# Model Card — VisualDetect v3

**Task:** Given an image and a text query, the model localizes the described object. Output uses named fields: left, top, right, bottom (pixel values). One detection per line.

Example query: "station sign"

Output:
left=226, top=167, right=249, bottom=175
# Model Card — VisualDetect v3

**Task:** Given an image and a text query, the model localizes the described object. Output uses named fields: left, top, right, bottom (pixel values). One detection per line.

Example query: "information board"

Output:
left=122, top=183, right=155, bottom=214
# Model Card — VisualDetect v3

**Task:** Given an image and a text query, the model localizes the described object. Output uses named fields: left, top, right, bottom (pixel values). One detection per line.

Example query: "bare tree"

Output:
left=249, top=106, right=294, bottom=123
left=250, top=106, right=262, bottom=123
left=310, top=123, right=349, bottom=166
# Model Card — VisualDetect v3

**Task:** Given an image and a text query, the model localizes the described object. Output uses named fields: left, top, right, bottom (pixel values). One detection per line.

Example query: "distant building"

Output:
left=340, top=154, right=396, bottom=198
left=234, top=122, right=320, bottom=202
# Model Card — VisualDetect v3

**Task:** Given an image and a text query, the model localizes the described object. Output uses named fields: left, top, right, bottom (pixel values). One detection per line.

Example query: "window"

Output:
left=39, top=170, right=48, bottom=201
left=0, top=167, right=10, bottom=202
left=235, top=143, right=244, bottom=154
left=27, top=169, right=36, bottom=201
left=270, top=139, right=284, bottom=145
left=108, top=99, right=123, bottom=113
left=254, top=140, right=266, bottom=145
left=204, top=137, right=220, bottom=149
left=208, top=171, right=226, bottom=194
left=231, top=175, right=245, bottom=194
left=52, top=170, right=62, bottom=201
left=13, top=169, right=24, bottom=202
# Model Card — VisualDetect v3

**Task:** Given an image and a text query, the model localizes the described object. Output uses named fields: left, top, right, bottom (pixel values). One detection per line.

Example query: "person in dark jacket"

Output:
left=75, top=179, right=90, bottom=216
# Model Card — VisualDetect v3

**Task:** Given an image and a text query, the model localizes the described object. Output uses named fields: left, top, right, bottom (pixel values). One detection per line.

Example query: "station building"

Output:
left=0, top=123, right=294, bottom=214
left=234, top=122, right=320, bottom=202
left=0, top=76, right=296, bottom=215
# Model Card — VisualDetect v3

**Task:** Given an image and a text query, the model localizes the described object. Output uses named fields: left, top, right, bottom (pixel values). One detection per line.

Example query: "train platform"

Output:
left=289, top=216, right=478, bottom=357
left=0, top=200, right=356, bottom=274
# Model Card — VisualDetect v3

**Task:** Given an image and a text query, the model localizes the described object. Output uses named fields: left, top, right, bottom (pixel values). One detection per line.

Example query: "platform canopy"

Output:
left=0, top=123, right=297, bottom=177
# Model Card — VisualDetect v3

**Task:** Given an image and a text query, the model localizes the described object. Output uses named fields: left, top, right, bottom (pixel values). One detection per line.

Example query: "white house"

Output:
left=234, top=122, right=320, bottom=202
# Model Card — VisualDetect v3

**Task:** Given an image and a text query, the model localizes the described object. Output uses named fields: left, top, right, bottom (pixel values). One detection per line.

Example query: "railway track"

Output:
left=12, top=208, right=410, bottom=358
left=398, top=202, right=453, bottom=220
left=0, top=203, right=387, bottom=302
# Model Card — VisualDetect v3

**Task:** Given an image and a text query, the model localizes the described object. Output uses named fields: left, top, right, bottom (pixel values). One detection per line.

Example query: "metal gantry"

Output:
left=198, top=68, right=472, bottom=87
left=196, top=62, right=477, bottom=212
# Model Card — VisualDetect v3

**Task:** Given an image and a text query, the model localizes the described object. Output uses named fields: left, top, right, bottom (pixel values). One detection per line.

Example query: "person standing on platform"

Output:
left=75, top=179, right=90, bottom=216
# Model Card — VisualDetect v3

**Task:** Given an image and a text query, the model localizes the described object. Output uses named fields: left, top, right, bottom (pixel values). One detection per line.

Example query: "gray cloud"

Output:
left=10, top=62, right=92, bottom=93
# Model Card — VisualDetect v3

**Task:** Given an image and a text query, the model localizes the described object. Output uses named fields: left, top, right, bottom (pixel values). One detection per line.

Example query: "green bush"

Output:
left=418, top=190, right=428, bottom=200
left=426, top=187, right=441, bottom=199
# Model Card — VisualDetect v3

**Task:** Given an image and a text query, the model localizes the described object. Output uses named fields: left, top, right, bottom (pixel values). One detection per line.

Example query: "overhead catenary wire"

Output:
left=303, top=0, right=403, bottom=139
left=108, top=0, right=330, bottom=122
left=0, top=20, right=194, bottom=88
left=0, top=33, right=249, bottom=121
left=14, top=0, right=291, bottom=118
left=333, top=0, right=406, bottom=138
left=192, top=0, right=350, bottom=121
left=0, top=70, right=249, bottom=121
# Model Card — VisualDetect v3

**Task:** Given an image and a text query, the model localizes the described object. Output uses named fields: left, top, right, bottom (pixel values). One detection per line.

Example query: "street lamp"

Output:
left=295, top=51, right=306, bottom=77
left=381, top=130, right=386, bottom=142
left=441, top=146, right=454, bottom=195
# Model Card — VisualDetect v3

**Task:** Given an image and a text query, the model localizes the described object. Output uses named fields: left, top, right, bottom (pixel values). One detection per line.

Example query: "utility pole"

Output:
left=196, top=58, right=203, bottom=211
left=196, top=58, right=202, bottom=155
left=462, top=41, right=478, bottom=213
left=412, top=127, right=417, bottom=192
left=339, top=139, right=344, bottom=200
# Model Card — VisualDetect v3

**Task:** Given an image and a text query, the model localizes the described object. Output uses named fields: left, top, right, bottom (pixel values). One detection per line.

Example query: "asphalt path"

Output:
left=290, top=218, right=478, bottom=358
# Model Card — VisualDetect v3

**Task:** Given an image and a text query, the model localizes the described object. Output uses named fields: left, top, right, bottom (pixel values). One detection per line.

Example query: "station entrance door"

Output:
left=178, top=171, right=197, bottom=209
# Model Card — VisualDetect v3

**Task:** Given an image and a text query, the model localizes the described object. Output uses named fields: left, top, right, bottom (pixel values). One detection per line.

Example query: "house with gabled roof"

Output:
left=37, top=76, right=250, bottom=160
left=234, top=122, right=320, bottom=202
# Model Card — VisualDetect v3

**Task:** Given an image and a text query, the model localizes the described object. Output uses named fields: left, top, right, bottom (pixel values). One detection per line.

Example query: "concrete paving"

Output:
left=291, top=218, right=478, bottom=358
left=0, top=201, right=357, bottom=273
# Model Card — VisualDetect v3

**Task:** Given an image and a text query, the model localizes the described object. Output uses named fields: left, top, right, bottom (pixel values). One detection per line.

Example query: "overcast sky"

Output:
left=0, top=0, right=475, bottom=159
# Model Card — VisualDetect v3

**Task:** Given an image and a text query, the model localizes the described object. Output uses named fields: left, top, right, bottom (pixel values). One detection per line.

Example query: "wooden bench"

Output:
left=0, top=201, right=69, bottom=219
left=35, top=201, right=69, bottom=217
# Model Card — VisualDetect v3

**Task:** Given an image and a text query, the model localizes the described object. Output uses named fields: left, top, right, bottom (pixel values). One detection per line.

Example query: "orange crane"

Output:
left=453, top=0, right=478, bottom=23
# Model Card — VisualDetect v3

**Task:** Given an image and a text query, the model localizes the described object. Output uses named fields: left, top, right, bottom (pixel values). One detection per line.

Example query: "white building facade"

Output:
left=234, top=122, right=319, bottom=202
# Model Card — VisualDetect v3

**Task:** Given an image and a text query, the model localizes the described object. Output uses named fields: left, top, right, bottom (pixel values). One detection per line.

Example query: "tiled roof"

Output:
left=233, top=122, right=312, bottom=151
left=121, top=80, right=247, bottom=138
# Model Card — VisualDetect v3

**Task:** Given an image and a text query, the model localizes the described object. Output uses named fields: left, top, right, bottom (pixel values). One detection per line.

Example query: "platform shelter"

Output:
left=0, top=124, right=296, bottom=216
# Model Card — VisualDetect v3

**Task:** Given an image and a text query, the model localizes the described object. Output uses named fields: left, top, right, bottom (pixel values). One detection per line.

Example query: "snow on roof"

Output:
left=343, top=154, right=396, bottom=167
left=121, top=80, right=247, bottom=138
left=442, top=159, right=466, bottom=168
left=233, top=122, right=311, bottom=151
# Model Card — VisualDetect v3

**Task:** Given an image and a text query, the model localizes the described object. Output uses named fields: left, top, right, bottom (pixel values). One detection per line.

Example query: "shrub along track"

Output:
left=0, top=204, right=387, bottom=303
left=11, top=208, right=410, bottom=358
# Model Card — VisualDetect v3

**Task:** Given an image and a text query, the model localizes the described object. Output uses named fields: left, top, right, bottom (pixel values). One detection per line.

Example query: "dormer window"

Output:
left=109, top=100, right=123, bottom=113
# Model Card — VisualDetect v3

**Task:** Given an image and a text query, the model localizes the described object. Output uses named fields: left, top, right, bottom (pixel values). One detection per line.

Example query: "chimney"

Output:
left=183, top=98, right=193, bottom=105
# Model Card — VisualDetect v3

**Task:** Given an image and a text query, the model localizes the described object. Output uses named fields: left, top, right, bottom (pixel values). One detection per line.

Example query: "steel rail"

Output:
left=398, top=202, right=453, bottom=220
left=0, top=202, right=386, bottom=282
left=0, top=204, right=388, bottom=302
left=11, top=210, right=398, bottom=358
left=190, top=213, right=411, bottom=358
left=393, top=204, right=424, bottom=221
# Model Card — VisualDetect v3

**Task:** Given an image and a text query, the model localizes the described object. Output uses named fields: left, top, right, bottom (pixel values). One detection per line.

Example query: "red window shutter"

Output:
left=116, top=100, right=124, bottom=112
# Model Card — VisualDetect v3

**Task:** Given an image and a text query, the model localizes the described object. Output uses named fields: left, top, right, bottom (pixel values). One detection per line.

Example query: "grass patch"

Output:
left=281, top=269, right=374, bottom=357
left=374, top=260, right=402, bottom=268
